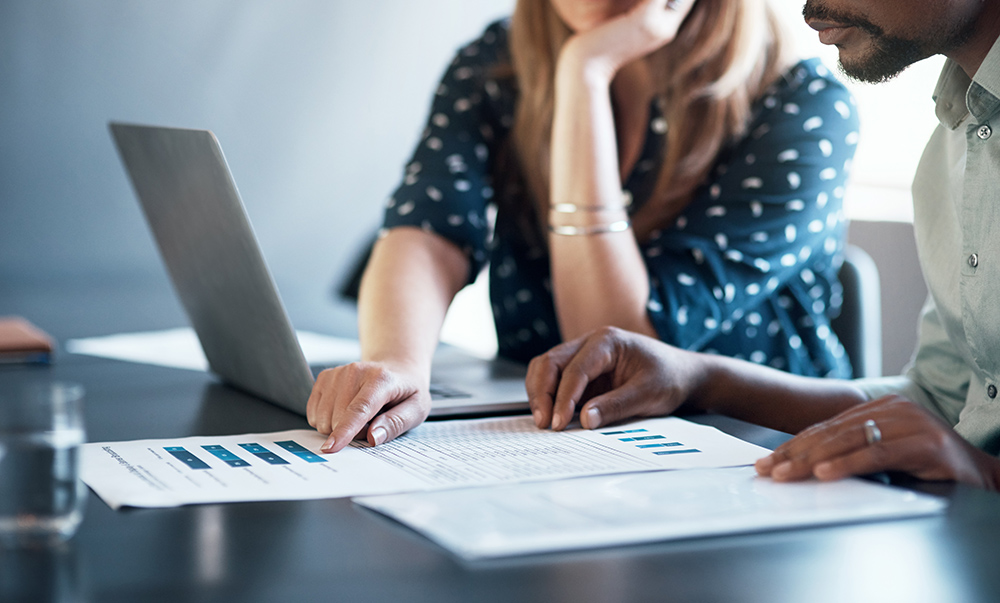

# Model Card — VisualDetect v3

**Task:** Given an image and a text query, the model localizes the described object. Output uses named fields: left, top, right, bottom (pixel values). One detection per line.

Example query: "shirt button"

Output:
left=969, top=253, right=979, bottom=268
left=989, top=384, right=998, bottom=399
left=978, top=124, right=992, bottom=140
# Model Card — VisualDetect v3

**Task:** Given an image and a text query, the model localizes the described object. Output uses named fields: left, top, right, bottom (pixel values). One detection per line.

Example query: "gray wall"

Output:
left=1, top=1, right=932, bottom=369
left=1, top=0, right=511, bottom=306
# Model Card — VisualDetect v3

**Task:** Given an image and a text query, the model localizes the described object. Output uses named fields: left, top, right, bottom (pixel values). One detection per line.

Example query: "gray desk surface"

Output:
left=3, top=276, right=1000, bottom=603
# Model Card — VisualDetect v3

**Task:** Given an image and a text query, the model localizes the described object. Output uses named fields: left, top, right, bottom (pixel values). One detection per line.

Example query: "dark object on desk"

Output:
left=0, top=317, right=54, bottom=364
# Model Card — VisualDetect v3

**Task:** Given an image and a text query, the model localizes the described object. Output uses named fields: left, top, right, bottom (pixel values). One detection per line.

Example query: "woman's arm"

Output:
left=547, top=0, right=695, bottom=341
left=307, top=227, right=468, bottom=452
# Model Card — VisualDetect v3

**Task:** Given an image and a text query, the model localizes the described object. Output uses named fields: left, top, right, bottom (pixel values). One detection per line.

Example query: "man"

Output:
left=526, top=0, right=1000, bottom=489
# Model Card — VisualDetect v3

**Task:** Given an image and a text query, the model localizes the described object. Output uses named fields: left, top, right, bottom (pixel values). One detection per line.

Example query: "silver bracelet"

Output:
left=548, top=220, right=631, bottom=236
left=550, top=192, right=633, bottom=214
left=550, top=203, right=623, bottom=214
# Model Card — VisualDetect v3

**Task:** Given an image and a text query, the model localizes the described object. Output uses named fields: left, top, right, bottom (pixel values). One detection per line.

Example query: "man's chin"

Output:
left=835, top=34, right=930, bottom=84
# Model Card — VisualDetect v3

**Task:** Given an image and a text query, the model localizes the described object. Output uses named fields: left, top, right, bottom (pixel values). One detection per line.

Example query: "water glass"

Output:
left=0, top=382, right=86, bottom=547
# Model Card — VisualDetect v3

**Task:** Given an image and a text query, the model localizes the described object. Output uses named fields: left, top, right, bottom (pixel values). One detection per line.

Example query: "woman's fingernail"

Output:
left=321, top=435, right=336, bottom=452
left=371, top=427, right=387, bottom=446
left=756, top=455, right=774, bottom=472
left=584, top=407, right=601, bottom=429
left=532, top=409, right=543, bottom=427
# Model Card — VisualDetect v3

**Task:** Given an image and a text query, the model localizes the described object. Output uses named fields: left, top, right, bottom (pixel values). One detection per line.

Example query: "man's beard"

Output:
left=802, top=1, right=975, bottom=84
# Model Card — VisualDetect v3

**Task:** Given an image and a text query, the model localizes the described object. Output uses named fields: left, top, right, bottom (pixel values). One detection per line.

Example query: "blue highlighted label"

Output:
left=238, top=443, right=290, bottom=465
left=164, top=446, right=211, bottom=470
left=202, top=445, right=251, bottom=467
left=275, top=440, right=327, bottom=463
left=601, top=429, right=648, bottom=436
left=653, top=448, right=701, bottom=456
left=619, top=435, right=665, bottom=442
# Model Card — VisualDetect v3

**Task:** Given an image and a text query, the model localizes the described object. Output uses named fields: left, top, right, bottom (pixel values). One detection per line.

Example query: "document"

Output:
left=65, top=328, right=360, bottom=372
left=354, top=467, right=948, bottom=560
left=81, top=416, right=768, bottom=509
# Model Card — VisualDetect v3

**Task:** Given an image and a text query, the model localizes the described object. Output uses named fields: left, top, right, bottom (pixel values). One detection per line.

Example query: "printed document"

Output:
left=81, top=416, right=768, bottom=509
left=355, top=466, right=948, bottom=559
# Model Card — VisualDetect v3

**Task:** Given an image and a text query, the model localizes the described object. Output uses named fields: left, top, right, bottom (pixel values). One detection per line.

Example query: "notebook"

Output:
left=109, top=122, right=527, bottom=418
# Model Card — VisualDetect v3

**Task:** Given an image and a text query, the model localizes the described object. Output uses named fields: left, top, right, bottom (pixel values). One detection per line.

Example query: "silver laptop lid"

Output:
left=110, top=122, right=315, bottom=413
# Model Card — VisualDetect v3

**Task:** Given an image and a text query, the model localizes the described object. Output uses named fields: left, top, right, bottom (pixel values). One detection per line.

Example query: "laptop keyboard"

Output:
left=310, top=365, right=470, bottom=400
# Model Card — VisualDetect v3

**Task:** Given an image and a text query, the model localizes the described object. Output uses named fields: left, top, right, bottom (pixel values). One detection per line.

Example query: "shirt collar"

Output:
left=933, top=33, right=1000, bottom=129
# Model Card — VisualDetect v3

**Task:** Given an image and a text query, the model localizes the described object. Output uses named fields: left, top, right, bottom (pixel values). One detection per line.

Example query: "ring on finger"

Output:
left=862, top=419, right=882, bottom=445
left=666, top=0, right=682, bottom=9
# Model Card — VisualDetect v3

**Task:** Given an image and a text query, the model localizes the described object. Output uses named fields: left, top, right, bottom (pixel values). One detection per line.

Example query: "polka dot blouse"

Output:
left=383, top=20, right=859, bottom=378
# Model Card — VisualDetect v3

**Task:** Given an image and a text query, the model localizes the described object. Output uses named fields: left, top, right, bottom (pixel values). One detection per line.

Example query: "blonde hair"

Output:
left=501, top=0, right=794, bottom=241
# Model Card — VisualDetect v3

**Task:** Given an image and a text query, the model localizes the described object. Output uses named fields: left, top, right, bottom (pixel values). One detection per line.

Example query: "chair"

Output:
left=831, top=244, right=883, bottom=378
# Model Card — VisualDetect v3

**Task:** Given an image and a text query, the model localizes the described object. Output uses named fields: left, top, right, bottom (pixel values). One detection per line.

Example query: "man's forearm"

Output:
left=687, top=352, right=869, bottom=434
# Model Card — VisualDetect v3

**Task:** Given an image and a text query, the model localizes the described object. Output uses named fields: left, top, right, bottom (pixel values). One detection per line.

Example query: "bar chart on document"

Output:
left=80, top=417, right=770, bottom=509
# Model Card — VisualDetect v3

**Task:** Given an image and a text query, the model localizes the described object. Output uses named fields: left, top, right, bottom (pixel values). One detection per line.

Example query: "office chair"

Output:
left=831, top=244, right=883, bottom=378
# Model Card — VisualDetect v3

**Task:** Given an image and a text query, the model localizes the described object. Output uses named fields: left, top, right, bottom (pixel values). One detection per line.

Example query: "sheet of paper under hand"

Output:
left=354, top=467, right=947, bottom=560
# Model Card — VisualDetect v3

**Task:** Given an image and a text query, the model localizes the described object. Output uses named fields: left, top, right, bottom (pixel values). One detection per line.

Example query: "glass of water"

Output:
left=0, top=382, right=86, bottom=547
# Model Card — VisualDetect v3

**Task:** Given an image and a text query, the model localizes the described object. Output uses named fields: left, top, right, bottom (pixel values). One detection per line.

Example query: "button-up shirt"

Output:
left=857, top=34, right=1000, bottom=454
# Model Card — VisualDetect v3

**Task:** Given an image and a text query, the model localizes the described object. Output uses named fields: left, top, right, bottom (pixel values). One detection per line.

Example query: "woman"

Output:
left=308, top=0, right=859, bottom=449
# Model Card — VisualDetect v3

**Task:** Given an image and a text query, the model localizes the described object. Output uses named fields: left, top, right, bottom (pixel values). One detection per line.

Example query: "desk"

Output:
left=3, top=277, right=1000, bottom=603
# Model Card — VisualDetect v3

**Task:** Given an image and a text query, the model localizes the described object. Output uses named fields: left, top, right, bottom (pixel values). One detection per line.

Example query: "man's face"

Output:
left=802, top=0, right=981, bottom=83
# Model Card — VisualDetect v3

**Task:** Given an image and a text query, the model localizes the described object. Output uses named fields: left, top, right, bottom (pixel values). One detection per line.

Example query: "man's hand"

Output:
left=756, top=395, right=999, bottom=488
left=526, top=326, right=704, bottom=431
left=306, top=361, right=432, bottom=453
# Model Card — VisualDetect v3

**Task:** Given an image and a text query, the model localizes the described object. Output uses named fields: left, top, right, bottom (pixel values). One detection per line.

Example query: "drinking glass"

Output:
left=0, top=382, right=86, bottom=547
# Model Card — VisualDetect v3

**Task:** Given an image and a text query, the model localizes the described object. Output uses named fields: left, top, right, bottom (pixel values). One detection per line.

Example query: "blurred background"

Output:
left=0, top=0, right=944, bottom=374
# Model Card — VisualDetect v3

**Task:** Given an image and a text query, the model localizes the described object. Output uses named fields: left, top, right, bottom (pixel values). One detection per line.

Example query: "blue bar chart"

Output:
left=238, top=443, right=291, bottom=465
left=601, top=429, right=701, bottom=457
left=164, top=446, right=211, bottom=469
left=275, top=440, right=327, bottom=463
left=202, top=445, right=251, bottom=467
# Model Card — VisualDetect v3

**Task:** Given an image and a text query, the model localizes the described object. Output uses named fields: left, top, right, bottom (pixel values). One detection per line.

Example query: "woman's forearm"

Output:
left=357, top=227, right=470, bottom=381
left=548, top=46, right=656, bottom=341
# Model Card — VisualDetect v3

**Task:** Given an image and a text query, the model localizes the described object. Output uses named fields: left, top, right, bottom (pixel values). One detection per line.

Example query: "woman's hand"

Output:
left=559, top=0, right=696, bottom=82
left=526, top=326, right=705, bottom=431
left=306, top=361, right=432, bottom=453
left=756, top=395, right=1000, bottom=489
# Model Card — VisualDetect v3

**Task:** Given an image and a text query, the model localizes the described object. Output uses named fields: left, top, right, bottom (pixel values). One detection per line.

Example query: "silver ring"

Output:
left=863, top=419, right=882, bottom=445
left=666, top=0, right=682, bottom=9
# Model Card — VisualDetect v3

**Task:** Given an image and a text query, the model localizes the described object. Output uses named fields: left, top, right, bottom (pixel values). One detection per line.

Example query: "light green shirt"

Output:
left=856, top=34, right=1000, bottom=454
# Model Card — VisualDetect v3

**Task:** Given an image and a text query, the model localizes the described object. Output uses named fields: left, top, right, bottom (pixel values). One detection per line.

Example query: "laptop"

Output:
left=109, top=122, right=528, bottom=418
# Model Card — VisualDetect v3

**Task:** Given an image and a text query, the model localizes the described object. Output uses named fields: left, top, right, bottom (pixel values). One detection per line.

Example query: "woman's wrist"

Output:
left=555, top=36, right=619, bottom=92
left=547, top=204, right=629, bottom=233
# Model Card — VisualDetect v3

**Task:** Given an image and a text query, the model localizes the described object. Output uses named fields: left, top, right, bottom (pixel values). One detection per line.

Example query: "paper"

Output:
left=80, top=416, right=769, bottom=509
left=65, top=328, right=361, bottom=371
left=354, top=466, right=948, bottom=559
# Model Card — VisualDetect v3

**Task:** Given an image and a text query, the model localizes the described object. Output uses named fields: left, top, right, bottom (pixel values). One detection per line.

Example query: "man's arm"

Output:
left=526, top=327, right=1000, bottom=489
left=527, top=326, right=866, bottom=432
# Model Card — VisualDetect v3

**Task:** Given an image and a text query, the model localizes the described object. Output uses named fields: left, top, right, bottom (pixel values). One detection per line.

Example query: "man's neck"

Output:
left=948, top=2, right=1000, bottom=78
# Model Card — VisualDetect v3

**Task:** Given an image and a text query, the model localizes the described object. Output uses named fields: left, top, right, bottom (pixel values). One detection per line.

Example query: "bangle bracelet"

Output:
left=550, top=191, right=633, bottom=214
left=548, top=220, right=631, bottom=236
left=550, top=203, right=624, bottom=214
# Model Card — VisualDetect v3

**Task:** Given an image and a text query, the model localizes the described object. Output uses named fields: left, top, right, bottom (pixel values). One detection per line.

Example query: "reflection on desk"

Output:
left=2, top=280, right=1000, bottom=603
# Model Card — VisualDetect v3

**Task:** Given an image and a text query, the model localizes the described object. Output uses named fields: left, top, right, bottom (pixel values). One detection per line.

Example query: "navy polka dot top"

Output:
left=383, top=20, right=858, bottom=378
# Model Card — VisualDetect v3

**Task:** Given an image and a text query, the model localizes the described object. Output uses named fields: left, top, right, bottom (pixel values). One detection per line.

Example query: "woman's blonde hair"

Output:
left=501, top=0, right=793, bottom=241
